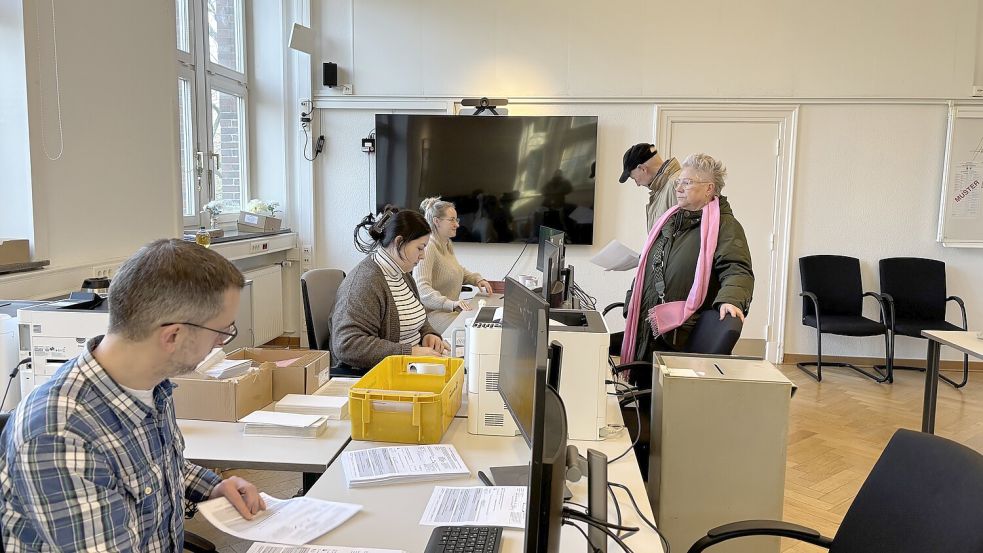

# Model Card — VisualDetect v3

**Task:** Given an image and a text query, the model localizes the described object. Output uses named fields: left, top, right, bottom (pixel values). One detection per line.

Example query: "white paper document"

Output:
left=340, top=444, right=470, bottom=487
left=197, top=493, right=361, bottom=546
left=246, top=544, right=405, bottom=553
left=240, top=411, right=324, bottom=428
left=590, top=240, right=640, bottom=271
left=420, top=486, right=526, bottom=528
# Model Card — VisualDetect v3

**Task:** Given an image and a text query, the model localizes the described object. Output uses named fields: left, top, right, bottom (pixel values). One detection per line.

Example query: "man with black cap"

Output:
left=619, top=143, right=681, bottom=231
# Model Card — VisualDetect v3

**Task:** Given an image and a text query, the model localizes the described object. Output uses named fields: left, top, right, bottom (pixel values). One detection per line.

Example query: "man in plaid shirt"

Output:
left=0, top=239, right=266, bottom=551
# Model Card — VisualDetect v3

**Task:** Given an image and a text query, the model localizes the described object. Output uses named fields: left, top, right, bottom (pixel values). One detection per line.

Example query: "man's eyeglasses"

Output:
left=673, top=178, right=713, bottom=190
left=438, top=217, right=460, bottom=224
left=160, top=322, right=238, bottom=345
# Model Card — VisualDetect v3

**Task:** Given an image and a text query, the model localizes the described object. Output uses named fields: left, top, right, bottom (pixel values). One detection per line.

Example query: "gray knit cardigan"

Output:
left=330, top=254, right=440, bottom=370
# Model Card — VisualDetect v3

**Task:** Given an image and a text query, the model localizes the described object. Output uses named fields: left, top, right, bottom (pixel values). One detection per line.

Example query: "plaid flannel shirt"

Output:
left=0, top=337, right=222, bottom=552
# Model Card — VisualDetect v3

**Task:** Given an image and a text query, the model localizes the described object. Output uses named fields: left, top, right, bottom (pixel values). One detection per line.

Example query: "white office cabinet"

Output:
left=648, top=355, right=794, bottom=553
left=242, top=265, right=283, bottom=345
left=224, top=281, right=254, bottom=352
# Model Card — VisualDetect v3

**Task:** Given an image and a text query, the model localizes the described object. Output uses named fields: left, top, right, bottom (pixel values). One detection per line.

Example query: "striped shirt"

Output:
left=374, top=248, right=428, bottom=346
left=0, top=337, right=222, bottom=552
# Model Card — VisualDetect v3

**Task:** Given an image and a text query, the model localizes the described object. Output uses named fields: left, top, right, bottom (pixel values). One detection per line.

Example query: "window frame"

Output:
left=176, top=0, right=249, bottom=229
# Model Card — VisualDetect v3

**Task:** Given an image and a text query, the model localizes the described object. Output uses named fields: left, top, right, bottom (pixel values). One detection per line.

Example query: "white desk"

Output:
left=304, top=395, right=664, bottom=552
left=921, top=330, right=983, bottom=433
left=179, top=417, right=351, bottom=492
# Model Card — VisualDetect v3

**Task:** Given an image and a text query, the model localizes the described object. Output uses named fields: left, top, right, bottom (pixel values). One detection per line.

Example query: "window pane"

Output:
left=211, top=89, right=244, bottom=213
left=208, top=0, right=242, bottom=72
left=176, top=0, right=190, bottom=52
left=178, top=78, right=196, bottom=217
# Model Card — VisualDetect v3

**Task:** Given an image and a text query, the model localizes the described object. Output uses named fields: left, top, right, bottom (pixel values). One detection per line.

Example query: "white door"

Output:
left=658, top=107, right=796, bottom=361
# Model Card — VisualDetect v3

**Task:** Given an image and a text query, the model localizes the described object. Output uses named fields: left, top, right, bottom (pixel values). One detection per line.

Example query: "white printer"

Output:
left=464, top=305, right=610, bottom=441
left=18, top=295, right=110, bottom=398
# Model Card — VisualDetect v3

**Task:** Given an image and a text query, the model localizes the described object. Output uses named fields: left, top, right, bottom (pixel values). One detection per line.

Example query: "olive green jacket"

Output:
left=634, top=195, right=754, bottom=354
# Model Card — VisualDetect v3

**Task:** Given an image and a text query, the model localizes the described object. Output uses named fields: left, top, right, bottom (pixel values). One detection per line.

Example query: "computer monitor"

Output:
left=499, top=277, right=568, bottom=553
left=536, top=226, right=565, bottom=272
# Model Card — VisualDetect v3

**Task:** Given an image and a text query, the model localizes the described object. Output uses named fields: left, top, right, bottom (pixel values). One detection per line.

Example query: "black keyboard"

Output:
left=424, top=525, right=503, bottom=553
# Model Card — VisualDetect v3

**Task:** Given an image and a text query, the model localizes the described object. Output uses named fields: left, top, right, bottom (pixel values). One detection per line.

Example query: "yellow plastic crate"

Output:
left=349, top=355, right=464, bottom=444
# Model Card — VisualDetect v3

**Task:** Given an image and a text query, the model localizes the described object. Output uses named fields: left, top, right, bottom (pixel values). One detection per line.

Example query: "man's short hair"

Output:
left=107, top=239, right=245, bottom=341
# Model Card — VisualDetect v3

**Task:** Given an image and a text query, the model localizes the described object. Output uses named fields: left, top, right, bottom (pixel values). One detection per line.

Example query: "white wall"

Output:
left=0, top=0, right=34, bottom=243
left=20, top=0, right=181, bottom=269
left=309, top=0, right=983, bottom=362
left=315, top=0, right=977, bottom=99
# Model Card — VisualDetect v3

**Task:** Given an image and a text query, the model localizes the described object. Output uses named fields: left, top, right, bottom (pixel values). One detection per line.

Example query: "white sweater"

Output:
left=413, top=236, right=484, bottom=312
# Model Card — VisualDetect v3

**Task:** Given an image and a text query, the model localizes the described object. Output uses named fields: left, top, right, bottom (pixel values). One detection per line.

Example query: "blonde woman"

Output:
left=414, top=197, right=493, bottom=333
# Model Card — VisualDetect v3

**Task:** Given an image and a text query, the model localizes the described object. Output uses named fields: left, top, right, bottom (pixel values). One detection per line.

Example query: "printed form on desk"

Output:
left=340, top=444, right=469, bottom=487
left=420, top=486, right=526, bottom=528
left=198, top=493, right=360, bottom=546
left=247, top=544, right=405, bottom=553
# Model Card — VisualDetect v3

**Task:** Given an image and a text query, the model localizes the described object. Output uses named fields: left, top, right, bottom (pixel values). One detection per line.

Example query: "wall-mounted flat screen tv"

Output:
left=375, top=114, right=597, bottom=245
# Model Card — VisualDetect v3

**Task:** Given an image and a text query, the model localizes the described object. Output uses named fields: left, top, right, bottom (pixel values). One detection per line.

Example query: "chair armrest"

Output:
left=687, top=520, right=833, bottom=553
left=611, top=361, right=651, bottom=377
left=602, top=302, right=625, bottom=316
left=863, top=292, right=891, bottom=327
left=799, top=291, right=820, bottom=325
left=947, top=296, right=968, bottom=329
left=184, top=532, right=217, bottom=553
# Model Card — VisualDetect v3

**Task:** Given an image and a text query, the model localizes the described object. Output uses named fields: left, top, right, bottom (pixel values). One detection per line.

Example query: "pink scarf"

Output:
left=620, top=197, right=720, bottom=362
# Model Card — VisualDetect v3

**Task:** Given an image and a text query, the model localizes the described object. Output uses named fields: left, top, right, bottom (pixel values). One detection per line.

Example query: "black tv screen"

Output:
left=375, top=114, right=597, bottom=245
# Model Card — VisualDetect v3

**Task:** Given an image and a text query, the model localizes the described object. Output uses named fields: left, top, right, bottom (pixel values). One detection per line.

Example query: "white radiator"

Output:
left=243, top=264, right=283, bottom=346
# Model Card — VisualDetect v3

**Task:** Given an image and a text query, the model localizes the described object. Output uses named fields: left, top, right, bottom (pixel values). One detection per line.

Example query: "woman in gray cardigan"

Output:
left=330, top=207, right=450, bottom=371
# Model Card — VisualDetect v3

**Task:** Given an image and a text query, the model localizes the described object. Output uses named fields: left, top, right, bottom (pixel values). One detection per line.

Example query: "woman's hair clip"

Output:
left=371, top=209, right=394, bottom=233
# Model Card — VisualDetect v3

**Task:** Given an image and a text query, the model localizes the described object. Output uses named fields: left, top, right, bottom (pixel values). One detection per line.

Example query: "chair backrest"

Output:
left=830, top=429, right=983, bottom=553
left=683, top=310, right=744, bottom=355
left=301, top=269, right=346, bottom=351
left=799, top=255, right=864, bottom=317
left=879, top=257, right=947, bottom=321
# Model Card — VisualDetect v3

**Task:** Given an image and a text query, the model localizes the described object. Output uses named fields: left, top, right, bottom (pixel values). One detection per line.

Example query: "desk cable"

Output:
left=605, top=380, right=643, bottom=464
left=608, top=481, right=670, bottom=552
left=1, top=358, right=31, bottom=410
left=562, top=506, right=636, bottom=553
left=502, top=242, right=530, bottom=280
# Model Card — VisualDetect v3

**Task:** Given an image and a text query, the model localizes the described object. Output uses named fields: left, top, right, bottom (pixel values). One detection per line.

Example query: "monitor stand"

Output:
left=487, top=465, right=572, bottom=500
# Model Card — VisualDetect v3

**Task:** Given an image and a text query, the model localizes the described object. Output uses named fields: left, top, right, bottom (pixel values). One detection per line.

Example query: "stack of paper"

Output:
left=340, top=444, right=470, bottom=488
left=313, top=377, right=360, bottom=397
left=240, top=411, right=328, bottom=438
left=420, top=486, right=527, bottom=528
left=198, top=492, right=361, bottom=546
left=247, top=544, right=405, bottom=553
left=276, top=394, right=349, bottom=420
left=195, top=347, right=254, bottom=379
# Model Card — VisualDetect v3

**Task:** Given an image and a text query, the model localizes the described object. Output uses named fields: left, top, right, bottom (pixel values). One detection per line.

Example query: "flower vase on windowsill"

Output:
left=201, top=201, right=225, bottom=238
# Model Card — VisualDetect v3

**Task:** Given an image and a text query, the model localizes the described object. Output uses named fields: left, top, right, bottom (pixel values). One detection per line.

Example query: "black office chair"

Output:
left=879, top=257, right=970, bottom=388
left=797, top=255, right=893, bottom=383
left=300, top=269, right=366, bottom=377
left=687, top=428, right=983, bottom=552
left=0, top=411, right=218, bottom=553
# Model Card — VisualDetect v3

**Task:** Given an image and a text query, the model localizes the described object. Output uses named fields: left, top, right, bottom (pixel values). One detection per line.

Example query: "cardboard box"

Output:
left=226, top=348, right=330, bottom=401
left=0, top=239, right=30, bottom=265
left=172, top=366, right=273, bottom=422
left=237, top=211, right=282, bottom=232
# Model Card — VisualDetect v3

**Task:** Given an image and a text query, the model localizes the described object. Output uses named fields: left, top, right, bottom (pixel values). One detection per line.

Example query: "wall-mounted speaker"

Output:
left=323, top=62, right=338, bottom=88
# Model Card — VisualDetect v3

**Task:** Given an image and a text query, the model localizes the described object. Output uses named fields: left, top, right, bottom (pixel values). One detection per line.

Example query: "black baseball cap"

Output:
left=619, top=143, right=657, bottom=183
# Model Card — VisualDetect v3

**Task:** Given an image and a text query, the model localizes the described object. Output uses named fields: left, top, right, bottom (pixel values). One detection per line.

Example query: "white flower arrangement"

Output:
left=202, top=200, right=223, bottom=218
left=246, top=199, right=281, bottom=218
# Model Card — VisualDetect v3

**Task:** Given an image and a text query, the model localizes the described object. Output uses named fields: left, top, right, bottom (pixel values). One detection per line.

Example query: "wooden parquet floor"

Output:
left=777, top=363, right=983, bottom=552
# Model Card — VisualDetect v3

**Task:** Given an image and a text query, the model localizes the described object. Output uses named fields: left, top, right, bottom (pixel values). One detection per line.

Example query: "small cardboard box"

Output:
left=237, top=211, right=282, bottom=232
left=0, top=239, right=30, bottom=265
left=172, top=366, right=273, bottom=422
left=226, top=348, right=330, bottom=401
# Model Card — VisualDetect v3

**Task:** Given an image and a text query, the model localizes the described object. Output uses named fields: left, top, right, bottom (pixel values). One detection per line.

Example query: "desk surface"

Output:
left=921, top=330, right=983, bottom=356
left=178, top=417, right=351, bottom=473
left=305, top=395, right=663, bottom=553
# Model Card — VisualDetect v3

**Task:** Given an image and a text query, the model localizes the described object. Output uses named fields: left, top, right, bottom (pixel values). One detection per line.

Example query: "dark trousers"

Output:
left=622, top=336, right=676, bottom=480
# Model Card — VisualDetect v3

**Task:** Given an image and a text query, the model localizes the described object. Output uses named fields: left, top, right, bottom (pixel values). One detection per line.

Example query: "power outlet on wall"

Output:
left=973, top=86, right=983, bottom=97
left=91, top=264, right=118, bottom=279
left=301, top=244, right=313, bottom=270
